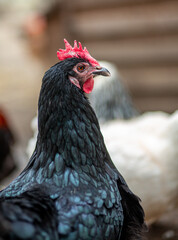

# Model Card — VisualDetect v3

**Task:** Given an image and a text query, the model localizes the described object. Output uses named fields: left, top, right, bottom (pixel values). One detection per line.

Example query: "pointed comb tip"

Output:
left=78, top=42, right=83, bottom=50
left=74, top=40, right=78, bottom=49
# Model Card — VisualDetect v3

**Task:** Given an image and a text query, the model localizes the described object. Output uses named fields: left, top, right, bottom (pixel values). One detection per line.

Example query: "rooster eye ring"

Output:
left=77, top=65, right=85, bottom=72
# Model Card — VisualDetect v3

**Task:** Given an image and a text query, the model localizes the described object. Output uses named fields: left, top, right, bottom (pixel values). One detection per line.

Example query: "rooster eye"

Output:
left=77, top=65, right=85, bottom=72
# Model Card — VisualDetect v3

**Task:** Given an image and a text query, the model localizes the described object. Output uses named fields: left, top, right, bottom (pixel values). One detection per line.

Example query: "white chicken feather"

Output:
left=102, top=111, right=178, bottom=223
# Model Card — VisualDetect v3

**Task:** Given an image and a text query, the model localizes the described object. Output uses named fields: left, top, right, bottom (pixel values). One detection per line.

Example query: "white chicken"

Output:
left=27, top=61, right=178, bottom=224
left=102, top=111, right=178, bottom=223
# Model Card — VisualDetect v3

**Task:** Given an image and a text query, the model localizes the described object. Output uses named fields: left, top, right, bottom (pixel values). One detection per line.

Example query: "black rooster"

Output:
left=0, top=40, right=146, bottom=240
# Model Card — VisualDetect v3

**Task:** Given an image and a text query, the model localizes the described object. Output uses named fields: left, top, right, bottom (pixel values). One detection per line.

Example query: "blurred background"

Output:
left=0, top=0, right=178, bottom=239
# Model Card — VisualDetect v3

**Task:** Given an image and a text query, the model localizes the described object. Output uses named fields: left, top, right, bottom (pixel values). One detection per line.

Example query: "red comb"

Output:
left=57, top=39, right=99, bottom=66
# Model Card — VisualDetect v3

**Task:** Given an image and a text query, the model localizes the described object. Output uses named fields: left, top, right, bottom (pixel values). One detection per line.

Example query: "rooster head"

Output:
left=57, top=39, right=110, bottom=94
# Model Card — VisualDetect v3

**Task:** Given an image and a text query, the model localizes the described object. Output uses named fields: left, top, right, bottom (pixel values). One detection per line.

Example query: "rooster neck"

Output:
left=28, top=68, right=106, bottom=182
left=0, top=61, right=107, bottom=198
left=36, top=92, right=105, bottom=168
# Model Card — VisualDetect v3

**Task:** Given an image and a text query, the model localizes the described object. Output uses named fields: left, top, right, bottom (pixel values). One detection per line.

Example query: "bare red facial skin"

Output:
left=83, top=77, right=94, bottom=94
left=69, top=62, right=97, bottom=94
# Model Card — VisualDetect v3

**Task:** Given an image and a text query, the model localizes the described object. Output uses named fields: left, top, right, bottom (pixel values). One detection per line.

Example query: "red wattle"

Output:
left=83, top=77, right=94, bottom=94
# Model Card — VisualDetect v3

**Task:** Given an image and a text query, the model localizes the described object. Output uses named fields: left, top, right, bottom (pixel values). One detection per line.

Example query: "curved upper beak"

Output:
left=92, top=67, right=111, bottom=77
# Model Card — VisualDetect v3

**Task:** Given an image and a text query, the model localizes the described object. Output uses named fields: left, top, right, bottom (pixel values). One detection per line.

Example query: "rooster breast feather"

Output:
left=0, top=189, right=58, bottom=239
left=0, top=182, right=124, bottom=240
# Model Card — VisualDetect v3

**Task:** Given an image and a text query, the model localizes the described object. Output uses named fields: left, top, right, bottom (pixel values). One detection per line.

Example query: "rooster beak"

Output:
left=92, top=67, right=111, bottom=77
